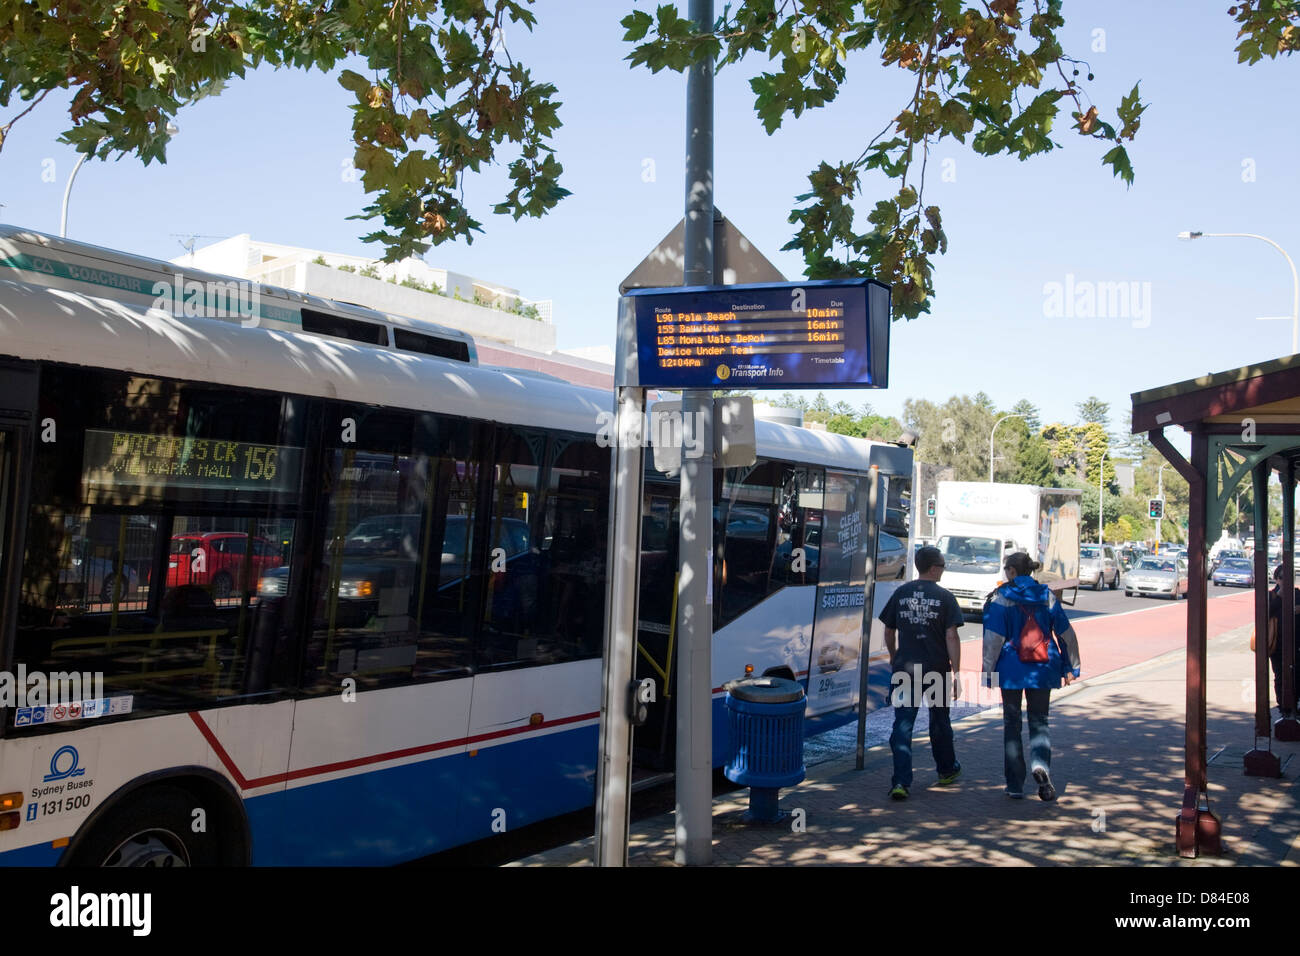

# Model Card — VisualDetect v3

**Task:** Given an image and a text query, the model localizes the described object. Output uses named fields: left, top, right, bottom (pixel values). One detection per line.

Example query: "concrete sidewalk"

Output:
left=512, top=623, right=1300, bottom=866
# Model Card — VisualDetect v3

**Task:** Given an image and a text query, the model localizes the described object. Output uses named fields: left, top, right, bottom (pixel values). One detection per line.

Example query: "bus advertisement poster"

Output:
left=805, top=471, right=870, bottom=716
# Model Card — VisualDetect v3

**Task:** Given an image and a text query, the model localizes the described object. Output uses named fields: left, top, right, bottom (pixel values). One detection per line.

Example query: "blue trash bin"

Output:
left=724, top=676, right=806, bottom=823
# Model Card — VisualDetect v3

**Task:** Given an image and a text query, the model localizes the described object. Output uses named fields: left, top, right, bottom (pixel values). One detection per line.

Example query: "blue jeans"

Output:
left=1002, top=688, right=1052, bottom=792
left=890, top=704, right=958, bottom=789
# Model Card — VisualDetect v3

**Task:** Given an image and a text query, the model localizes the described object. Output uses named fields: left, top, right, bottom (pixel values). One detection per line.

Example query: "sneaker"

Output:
left=936, top=766, right=962, bottom=786
left=1032, top=767, right=1056, bottom=802
left=889, top=784, right=909, bottom=800
left=1005, top=789, right=1025, bottom=800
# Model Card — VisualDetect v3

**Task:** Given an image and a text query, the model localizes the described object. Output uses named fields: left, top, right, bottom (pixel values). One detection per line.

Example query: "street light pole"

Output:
left=59, top=151, right=93, bottom=239
left=60, top=124, right=178, bottom=239
left=1178, top=230, right=1300, bottom=354
left=989, top=414, right=1027, bottom=483
left=1099, top=449, right=1108, bottom=544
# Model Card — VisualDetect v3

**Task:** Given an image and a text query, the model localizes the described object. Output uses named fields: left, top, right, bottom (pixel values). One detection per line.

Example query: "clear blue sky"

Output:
left=2, top=0, right=1297, bottom=453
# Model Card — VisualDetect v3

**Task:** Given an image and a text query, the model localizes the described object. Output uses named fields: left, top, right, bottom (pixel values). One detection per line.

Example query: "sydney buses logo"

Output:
left=44, top=745, right=86, bottom=782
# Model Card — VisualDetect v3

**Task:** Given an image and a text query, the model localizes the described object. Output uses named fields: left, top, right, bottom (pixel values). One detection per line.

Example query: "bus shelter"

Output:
left=1132, top=355, right=1300, bottom=858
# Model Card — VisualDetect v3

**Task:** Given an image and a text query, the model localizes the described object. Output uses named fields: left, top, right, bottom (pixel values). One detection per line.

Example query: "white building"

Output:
left=174, top=235, right=612, bottom=388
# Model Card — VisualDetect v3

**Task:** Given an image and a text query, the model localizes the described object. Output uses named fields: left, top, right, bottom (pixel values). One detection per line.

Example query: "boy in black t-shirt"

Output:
left=878, top=545, right=965, bottom=799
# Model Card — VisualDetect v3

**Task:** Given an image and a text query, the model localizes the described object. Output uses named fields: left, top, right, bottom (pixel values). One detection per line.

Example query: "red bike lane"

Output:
left=1066, top=591, right=1253, bottom=677
left=956, top=591, right=1254, bottom=683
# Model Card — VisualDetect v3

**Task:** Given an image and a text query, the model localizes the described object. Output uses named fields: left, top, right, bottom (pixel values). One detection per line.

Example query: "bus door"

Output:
left=0, top=364, right=37, bottom=684
left=632, top=481, right=680, bottom=769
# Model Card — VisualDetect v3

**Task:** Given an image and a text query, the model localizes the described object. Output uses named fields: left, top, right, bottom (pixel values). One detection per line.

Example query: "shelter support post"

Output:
left=1280, top=460, right=1300, bottom=740
left=1150, top=428, right=1221, bottom=856
left=1245, top=461, right=1282, bottom=776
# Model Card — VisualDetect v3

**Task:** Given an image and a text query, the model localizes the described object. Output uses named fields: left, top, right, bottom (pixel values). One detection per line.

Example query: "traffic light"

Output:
left=1149, top=498, right=1164, bottom=519
left=926, top=497, right=936, bottom=518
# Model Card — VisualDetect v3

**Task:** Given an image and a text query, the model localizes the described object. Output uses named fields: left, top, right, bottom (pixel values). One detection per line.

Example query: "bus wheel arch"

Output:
left=60, top=767, right=250, bottom=867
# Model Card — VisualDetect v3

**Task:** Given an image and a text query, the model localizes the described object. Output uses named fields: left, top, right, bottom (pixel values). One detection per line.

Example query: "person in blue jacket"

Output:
left=981, top=551, right=1081, bottom=801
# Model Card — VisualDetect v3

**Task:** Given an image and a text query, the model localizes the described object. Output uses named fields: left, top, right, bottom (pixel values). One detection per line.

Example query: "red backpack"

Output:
left=1013, top=602, right=1049, bottom=663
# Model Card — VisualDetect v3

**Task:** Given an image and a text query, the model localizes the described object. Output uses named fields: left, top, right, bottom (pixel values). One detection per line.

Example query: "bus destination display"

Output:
left=623, top=278, right=890, bottom=390
left=82, top=430, right=303, bottom=496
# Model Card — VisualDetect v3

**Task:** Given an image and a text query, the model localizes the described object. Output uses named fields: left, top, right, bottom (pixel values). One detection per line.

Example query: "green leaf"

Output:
left=1116, top=82, right=1147, bottom=140
left=1101, top=145, right=1134, bottom=186
left=621, top=10, right=654, bottom=42
left=338, top=70, right=371, bottom=95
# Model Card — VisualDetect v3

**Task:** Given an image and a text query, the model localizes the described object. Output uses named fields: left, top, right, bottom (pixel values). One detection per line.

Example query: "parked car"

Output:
left=1080, top=543, right=1121, bottom=590
left=1208, top=549, right=1246, bottom=579
left=876, top=531, right=907, bottom=580
left=1211, top=558, right=1254, bottom=588
left=168, top=532, right=284, bottom=598
left=1124, top=556, right=1189, bottom=599
left=1266, top=554, right=1300, bottom=579
left=58, top=535, right=141, bottom=605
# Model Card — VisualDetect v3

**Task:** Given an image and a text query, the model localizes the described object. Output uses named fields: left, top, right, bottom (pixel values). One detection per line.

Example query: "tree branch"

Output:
left=0, top=88, right=51, bottom=152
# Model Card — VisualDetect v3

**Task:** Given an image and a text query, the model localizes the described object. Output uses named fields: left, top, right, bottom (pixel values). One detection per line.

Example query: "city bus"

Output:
left=0, top=226, right=911, bottom=864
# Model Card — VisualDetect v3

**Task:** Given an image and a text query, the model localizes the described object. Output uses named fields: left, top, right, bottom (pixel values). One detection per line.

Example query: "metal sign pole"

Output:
left=594, top=299, right=647, bottom=865
left=675, top=389, right=712, bottom=865
left=676, top=0, right=714, bottom=867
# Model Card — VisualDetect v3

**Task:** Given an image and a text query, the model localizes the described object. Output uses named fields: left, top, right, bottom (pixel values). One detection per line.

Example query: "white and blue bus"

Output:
left=0, top=226, right=911, bottom=865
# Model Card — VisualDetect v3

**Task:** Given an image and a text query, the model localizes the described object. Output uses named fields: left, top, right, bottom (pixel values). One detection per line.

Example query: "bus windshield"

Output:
left=936, top=535, right=1002, bottom=571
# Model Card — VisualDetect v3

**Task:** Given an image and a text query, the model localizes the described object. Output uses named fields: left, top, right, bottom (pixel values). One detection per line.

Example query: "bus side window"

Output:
left=479, top=428, right=608, bottom=669
left=12, top=366, right=308, bottom=717
left=300, top=407, right=479, bottom=696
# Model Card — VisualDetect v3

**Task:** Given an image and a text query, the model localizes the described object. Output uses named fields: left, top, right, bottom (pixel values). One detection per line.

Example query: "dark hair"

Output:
left=915, top=545, right=945, bottom=574
left=1274, top=564, right=1286, bottom=581
left=1004, top=551, right=1041, bottom=578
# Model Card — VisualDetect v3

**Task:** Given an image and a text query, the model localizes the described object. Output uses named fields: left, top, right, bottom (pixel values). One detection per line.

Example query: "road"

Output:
left=413, top=581, right=1257, bottom=866
left=957, top=578, right=1250, bottom=645
left=804, top=580, right=1256, bottom=768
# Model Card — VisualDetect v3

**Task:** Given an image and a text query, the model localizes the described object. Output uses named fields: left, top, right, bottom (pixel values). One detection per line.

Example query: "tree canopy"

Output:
left=1075, top=395, right=1111, bottom=428
left=2, top=2, right=1294, bottom=308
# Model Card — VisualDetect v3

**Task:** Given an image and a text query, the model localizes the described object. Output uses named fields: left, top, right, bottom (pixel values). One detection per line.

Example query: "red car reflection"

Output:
left=167, top=533, right=283, bottom=598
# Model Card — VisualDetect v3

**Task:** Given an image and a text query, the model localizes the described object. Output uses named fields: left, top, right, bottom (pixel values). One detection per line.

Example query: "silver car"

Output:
left=1124, top=556, right=1189, bottom=600
left=1080, top=543, right=1121, bottom=590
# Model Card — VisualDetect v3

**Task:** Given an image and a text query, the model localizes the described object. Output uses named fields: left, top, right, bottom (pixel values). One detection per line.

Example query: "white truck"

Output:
left=931, top=481, right=1082, bottom=615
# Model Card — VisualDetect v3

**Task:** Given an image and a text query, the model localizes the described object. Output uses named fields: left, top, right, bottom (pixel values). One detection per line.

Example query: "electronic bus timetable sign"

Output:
left=618, top=278, right=890, bottom=389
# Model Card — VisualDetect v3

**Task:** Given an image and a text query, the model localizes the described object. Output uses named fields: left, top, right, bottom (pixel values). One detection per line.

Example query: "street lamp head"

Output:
left=165, top=121, right=180, bottom=138
left=1177, top=231, right=1203, bottom=240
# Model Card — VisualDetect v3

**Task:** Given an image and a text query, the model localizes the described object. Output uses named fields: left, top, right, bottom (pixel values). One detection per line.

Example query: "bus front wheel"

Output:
left=65, top=785, right=222, bottom=867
